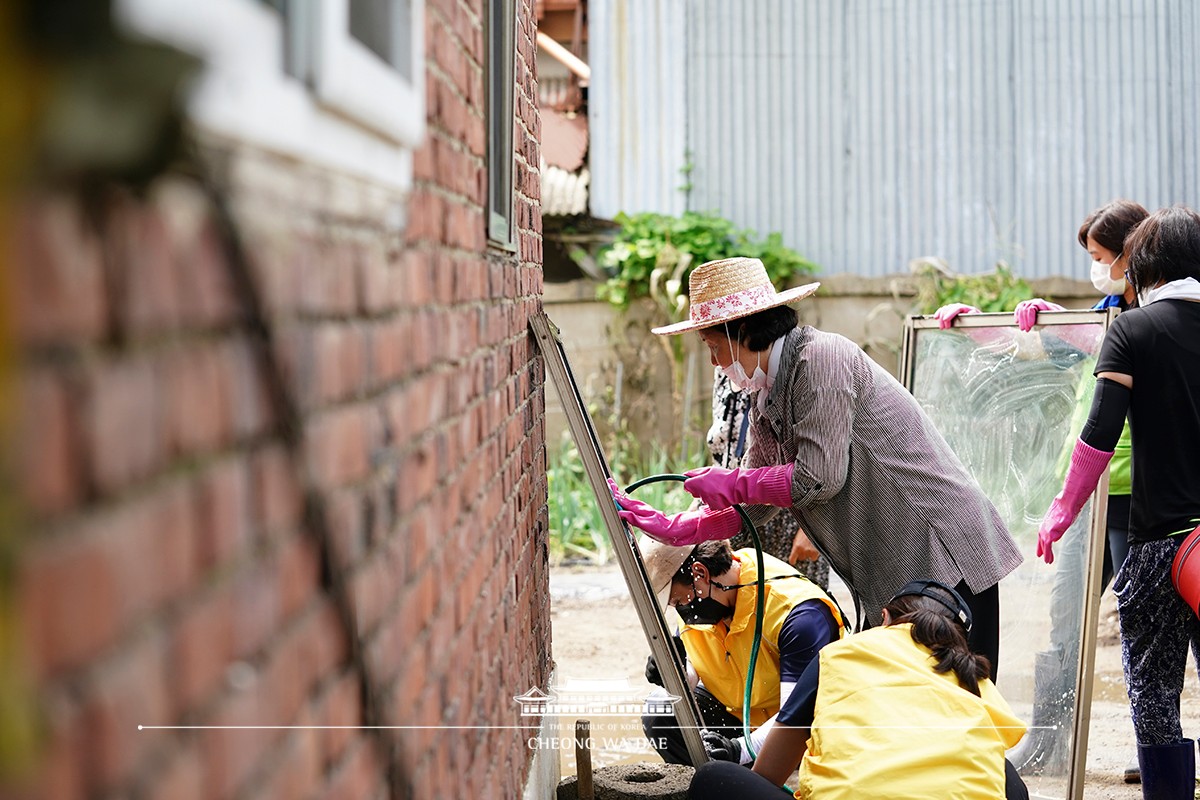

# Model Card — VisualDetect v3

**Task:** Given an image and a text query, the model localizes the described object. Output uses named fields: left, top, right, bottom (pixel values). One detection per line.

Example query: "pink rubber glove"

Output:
left=1037, top=440, right=1114, bottom=564
left=1013, top=298, right=1066, bottom=332
left=607, top=479, right=741, bottom=547
left=933, top=303, right=981, bottom=329
left=682, top=464, right=795, bottom=510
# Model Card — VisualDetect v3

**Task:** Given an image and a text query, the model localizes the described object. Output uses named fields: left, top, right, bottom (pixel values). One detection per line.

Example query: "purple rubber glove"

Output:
left=1013, top=298, right=1066, bottom=332
left=933, top=303, right=981, bottom=329
left=607, top=478, right=741, bottom=547
left=1037, top=440, right=1114, bottom=564
left=682, top=464, right=795, bottom=510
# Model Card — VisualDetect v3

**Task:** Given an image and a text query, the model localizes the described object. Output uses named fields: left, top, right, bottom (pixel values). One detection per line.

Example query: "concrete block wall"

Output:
left=5, top=0, right=550, bottom=797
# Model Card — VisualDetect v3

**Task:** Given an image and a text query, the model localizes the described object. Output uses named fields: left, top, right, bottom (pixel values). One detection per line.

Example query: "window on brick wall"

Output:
left=115, top=0, right=425, bottom=191
left=486, top=0, right=517, bottom=247
left=312, top=0, right=424, bottom=146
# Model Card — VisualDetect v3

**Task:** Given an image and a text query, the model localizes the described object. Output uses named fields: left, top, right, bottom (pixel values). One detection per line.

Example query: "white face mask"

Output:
left=723, top=360, right=768, bottom=392
left=1090, top=258, right=1126, bottom=296
left=721, top=327, right=769, bottom=392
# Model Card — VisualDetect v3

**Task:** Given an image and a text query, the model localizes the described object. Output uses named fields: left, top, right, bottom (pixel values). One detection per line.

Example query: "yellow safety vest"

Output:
left=682, top=550, right=844, bottom=727
left=797, top=624, right=1026, bottom=800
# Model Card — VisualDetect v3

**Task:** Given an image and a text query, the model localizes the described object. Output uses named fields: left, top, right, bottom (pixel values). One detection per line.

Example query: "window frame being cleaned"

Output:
left=902, top=307, right=1119, bottom=800
left=530, top=313, right=710, bottom=768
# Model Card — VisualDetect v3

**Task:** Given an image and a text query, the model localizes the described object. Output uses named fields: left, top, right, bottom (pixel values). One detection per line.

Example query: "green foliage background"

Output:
left=596, top=211, right=819, bottom=313
left=914, top=262, right=1034, bottom=315
left=547, top=432, right=702, bottom=566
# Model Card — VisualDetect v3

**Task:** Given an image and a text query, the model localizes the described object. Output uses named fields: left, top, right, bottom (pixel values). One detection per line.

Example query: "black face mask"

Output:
left=676, top=585, right=733, bottom=626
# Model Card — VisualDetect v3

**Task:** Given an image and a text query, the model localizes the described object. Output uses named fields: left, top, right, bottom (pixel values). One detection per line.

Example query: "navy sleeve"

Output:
left=777, top=599, right=840, bottom=683
left=776, top=654, right=821, bottom=728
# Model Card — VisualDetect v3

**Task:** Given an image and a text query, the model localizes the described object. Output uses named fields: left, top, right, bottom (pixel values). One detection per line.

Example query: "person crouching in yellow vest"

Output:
left=687, top=579, right=1030, bottom=800
left=641, top=537, right=844, bottom=766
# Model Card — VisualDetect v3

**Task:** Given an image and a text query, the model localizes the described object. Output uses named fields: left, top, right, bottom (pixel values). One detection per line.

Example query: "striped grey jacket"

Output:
left=745, top=326, right=1022, bottom=624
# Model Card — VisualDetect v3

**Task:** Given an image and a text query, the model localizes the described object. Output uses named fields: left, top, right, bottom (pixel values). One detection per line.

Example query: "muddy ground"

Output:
left=549, top=564, right=1200, bottom=800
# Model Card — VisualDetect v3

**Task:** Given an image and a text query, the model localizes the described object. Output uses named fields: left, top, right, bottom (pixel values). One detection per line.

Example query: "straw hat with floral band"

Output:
left=650, top=256, right=820, bottom=336
left=609, top=258, right=818, bottom=547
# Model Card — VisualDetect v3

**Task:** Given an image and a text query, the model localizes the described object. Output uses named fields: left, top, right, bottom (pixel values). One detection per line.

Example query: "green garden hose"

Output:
left=623, top=474, right=766, bottom=761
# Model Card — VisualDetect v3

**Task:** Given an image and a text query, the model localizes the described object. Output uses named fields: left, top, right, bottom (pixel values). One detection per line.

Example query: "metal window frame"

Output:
left=530, top=313, right=709, bottom=767
left=901, top=308, right=1119, bottom=800
left=486, top=0, right=517, bottom=249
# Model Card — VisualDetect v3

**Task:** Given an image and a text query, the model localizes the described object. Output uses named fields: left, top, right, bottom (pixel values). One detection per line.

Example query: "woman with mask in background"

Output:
left=1035, top=205, right=1200, bottom=800
left=935, top=198, right=1147, bottom=781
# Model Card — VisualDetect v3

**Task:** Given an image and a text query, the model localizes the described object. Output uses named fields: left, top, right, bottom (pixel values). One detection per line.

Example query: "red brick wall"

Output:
left=5, top=0, right=549, bottom=797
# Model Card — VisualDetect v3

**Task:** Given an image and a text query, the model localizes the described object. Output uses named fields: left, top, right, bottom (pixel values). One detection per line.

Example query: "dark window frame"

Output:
left=486, top=0, right=517, bottom=249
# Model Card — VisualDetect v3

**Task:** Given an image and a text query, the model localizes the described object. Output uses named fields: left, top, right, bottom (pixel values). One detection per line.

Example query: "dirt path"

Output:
left=548, top=564, right=1200, bottom=799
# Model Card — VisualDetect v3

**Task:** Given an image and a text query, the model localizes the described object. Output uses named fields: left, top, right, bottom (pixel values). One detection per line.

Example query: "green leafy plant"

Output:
left=913, top=260, right=1033, bottom=315
left=678, top=150, right=696, bottom=197
left=595, top=213, right=818, bottom=461
left=596, top=211, right=818, bottom=318
left=547, top=437, right=609, bottom=566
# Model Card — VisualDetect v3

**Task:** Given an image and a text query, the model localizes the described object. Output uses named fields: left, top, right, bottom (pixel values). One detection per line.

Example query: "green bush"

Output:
left=914, top=262, right=1033, bottom=315
left=596, top=211, right=818, bottom=314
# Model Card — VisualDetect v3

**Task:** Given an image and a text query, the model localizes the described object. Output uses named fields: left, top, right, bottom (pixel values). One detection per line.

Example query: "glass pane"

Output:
left=486, top=0, right=515, bottom=244
left=349, top=0, right=412, bottom=80
left=902, top=314, right=1111, bottom=800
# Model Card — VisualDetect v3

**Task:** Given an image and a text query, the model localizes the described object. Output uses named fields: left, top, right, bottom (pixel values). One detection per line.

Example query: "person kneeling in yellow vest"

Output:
left=687, top=579, right=1029, bottom=800
left=641, top=538, right=845, bottom=766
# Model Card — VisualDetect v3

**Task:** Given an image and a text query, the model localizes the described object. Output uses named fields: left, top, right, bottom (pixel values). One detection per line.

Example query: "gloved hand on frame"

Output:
left=646, top=634, right=688, bottom=687
left=933, top=303, right=981, bottom=329
left=645, top=654, right=664, bottom=687
left=1014, top=298, right=1066, bottom=332
left=682, top=464, right=795, bottom=510
left=608, top=479, right=741, bottom=547
left=701, top=730, right=745, bottom=764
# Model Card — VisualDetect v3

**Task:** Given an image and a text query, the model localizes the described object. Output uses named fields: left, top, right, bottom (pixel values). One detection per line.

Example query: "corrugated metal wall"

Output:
left=590, top=0, right=1200, bottom=278
left=589, top=0, right=690, bottom=218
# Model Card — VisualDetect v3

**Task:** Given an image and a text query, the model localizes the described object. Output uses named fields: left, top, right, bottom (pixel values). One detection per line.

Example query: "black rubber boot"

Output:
left=1136, top=739, right=1195, bottom=800
left=1008, top=651, right=1072, bottom=776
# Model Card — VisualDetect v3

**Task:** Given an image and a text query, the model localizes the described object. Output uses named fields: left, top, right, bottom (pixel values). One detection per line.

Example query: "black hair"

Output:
left=673, top=540, right=734, bottom=585
left=1077, top=199, right=1149, bottom=254
left=1124, top=205, right=1200, bottom=300
left=883, top=590, right=991, bottom=697
left=705, top=306, right=799, bottom=352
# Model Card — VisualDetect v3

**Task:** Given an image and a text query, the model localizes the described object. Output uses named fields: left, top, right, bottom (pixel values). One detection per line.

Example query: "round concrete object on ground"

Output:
left=556, top=763, right=696, bottom=800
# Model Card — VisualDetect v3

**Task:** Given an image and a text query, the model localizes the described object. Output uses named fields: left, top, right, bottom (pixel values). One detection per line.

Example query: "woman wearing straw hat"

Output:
left=609, top=256, right=1022, bottom=673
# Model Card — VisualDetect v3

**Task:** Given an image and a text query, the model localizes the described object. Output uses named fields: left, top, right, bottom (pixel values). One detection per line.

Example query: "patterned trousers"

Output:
left=1113, top=536, right=1200, bottom=745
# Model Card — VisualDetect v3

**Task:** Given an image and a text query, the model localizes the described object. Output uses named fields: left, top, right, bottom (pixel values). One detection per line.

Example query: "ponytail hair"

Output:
left=883, top=593, right=991, bottom=696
